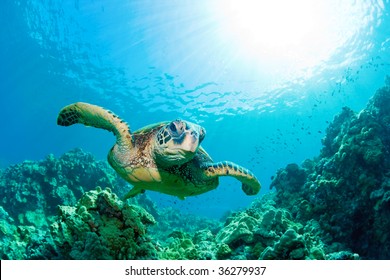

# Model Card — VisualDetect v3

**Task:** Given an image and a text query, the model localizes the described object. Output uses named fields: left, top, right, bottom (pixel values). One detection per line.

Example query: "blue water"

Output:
left=1, top=0, right=390, bottom=218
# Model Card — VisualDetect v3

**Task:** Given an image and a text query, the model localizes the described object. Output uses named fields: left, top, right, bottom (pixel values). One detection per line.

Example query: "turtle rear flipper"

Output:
left=202, top=161, right=261, bottom=195
left=57, top=102, right=133, bottom=147
left=123, top=186, right=145, bottom=200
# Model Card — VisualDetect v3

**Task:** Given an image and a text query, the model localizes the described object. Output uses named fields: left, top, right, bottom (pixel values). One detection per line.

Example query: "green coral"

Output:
left=159, top=230, right=215, bottom=260
left=216, top=212, right=257, bottom=246
left=51, top=187, right=157, bottom=260
left=216, top=243, right=232, bottom=259
left=0, top=205, right=59, bottom=260
left=268, top=83, right=390, bottom=259
left=0, top=149, right=128, bottom=226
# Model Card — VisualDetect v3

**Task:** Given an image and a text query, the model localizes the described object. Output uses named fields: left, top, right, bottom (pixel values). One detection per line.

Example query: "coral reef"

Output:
left=51, top=187, right=158, bottom=259
left=0, top=204, right=61, bottom=260
left=270, top=83, right=390, bottom=259
left=0, top=148, right=128, bottom=227
left=214, top=196, right=328, bottom=260
left=1, top=187, right=158, bottom=259
left=0, top=149, right=159, bottom=259
left=155, top=195, right=330, bottom=260
left=1, top=83, right=390, bottom=259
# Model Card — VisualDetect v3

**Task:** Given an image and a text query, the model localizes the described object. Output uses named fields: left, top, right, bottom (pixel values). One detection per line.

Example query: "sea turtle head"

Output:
left=154, top=119, right=205, bottom=166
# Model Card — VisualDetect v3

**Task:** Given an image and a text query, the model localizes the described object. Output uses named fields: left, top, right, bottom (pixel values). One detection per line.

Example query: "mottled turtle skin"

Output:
left=57, top=102, right=261, bottom=200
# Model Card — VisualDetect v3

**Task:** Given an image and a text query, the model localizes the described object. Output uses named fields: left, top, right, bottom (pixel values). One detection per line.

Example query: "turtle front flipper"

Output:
left=57, top=102, right=133, bottom=148
left=202, top=161, right=261, bottom=195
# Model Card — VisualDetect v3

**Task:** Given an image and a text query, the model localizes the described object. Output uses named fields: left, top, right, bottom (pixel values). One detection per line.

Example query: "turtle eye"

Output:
left=199, top=128, right=205, bottom=142
left=169, top=122, right=177, bottom=132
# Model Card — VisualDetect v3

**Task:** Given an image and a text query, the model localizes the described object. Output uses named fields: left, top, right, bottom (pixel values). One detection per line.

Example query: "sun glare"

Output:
left=212, top=0, right=371, bottom=77
left=224, top=0, right=314, bottom=49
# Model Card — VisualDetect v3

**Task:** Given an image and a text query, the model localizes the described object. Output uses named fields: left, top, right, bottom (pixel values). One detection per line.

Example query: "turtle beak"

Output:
left=181, top=130, right=200, bottom=153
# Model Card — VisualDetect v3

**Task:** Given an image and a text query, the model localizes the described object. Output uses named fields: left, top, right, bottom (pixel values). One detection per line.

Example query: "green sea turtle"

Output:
left=57, top=102, right=261, bottom=200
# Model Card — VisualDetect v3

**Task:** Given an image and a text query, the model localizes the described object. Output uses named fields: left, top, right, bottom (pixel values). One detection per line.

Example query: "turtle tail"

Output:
left=202, top=161, right=261, bottom=196
left=57, top=102, right=133, bottom=146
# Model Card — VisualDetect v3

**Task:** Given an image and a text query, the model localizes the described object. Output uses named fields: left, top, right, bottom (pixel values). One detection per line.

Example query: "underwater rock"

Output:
left=270, top=163, right=307, bottom=193
left=216, top=243, right=232, bottom=259
left=326, top=251, right=360, bottom=260
left=270, top=163, right=308, bottom=211
left=0, top=205, right=59, bottom=260
left=193, top=229, right=215, bottom=243
left=270, top=83, right=390, bottom=259
left=145, top=208, right=222, bottom=260
left=260, top=228, right=307, bottom=260
left=0, top=148, right=128, bottom=227
left=157, top=227, right=220, bottom=260
left=213, top=195, right=328, bottom=260
left=151, top=206, right=222, bottom=242
left=0, top=206, right=22, bottom=259
left=0, top=206, right=15, bottom=238
left=51, top=187, right=157, bottom=260
left=216, top=212, right=257, bottom=246
left=158, top=230, right=201, bottom=260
